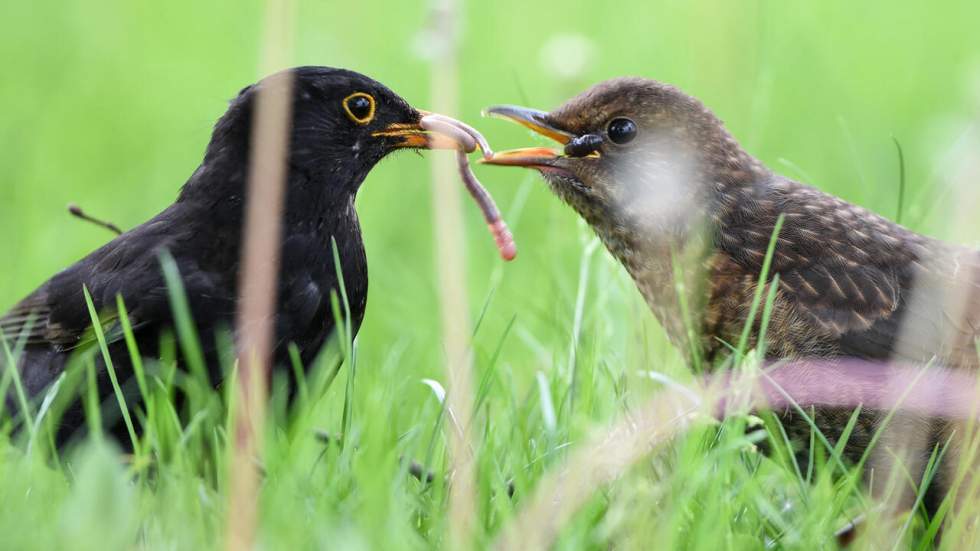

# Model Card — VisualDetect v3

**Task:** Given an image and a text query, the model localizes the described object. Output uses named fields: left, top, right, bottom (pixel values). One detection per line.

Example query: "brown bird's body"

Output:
left=483, top=78, right=980, bottom=514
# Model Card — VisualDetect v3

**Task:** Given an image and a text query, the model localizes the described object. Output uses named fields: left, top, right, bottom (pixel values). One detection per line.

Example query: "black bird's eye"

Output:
left=343, top=92, right=376, bottom=125
left=606, top=117, right=637, bottom=145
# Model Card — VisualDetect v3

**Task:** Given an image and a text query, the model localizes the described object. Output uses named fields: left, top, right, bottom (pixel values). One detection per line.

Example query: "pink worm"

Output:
left=420, top=115, right=516, bottom=261
left=455, top=150, right=517, bottom=261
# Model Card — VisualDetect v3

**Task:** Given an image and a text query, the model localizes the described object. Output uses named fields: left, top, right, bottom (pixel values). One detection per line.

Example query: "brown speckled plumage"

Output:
left=485, top=77, right=980, bottom=515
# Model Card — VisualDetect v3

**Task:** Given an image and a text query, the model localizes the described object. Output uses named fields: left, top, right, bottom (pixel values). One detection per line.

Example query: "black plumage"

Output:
left=1, top=66, right=442, bottom=440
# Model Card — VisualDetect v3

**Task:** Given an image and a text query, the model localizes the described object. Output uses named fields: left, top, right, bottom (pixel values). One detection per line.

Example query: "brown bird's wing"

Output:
left=719, top=177, right=980, bottom=365
left=830, top=250, right=980, bottom=366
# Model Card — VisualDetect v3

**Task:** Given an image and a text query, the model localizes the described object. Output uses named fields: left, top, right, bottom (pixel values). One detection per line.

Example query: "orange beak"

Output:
left=479, top=147, right=561, bottom=167
left=480, top=105, right=572, bottom=167
left=371, top=110, right=467, bottom=150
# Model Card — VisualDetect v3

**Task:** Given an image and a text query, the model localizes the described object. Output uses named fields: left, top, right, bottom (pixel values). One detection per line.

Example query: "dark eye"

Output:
left=343, top=92, right=376, bottom=124
left=606, top=117, right=637, bottom=144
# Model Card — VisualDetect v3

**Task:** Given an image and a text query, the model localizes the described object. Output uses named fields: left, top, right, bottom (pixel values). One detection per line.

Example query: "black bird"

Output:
left=1, top=66, right=461, bottom=439
left=483, top=78, right=980, bottom=515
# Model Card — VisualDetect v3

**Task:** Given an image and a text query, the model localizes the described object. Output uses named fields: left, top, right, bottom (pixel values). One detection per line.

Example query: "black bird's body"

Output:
left=6, top=180, right=366, bottom=394
left=1, top=66, right=444, bottom=438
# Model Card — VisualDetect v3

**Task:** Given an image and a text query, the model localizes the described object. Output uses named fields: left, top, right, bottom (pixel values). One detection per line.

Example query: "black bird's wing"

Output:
left=1, top=203, right=233, bottom=390
left=1, top=289, right=58, bottom=346
left=720, top=177, right=980, bottom=366
left=0, top=265, right=138, bottom=354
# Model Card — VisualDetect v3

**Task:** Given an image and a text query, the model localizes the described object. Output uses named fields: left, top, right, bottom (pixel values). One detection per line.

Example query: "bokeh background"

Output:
left=2, top=0, right=979, bottom=408
left=3, top=1, right=980, bottom=547
left=3, top=0, right=980, bottom=430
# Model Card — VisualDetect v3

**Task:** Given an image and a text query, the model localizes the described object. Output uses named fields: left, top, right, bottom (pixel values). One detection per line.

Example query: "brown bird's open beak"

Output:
left=483, top=105, right=573, bottom=144
left=478, top=147, right=562, bottom=167
left=372, top=110, right=481, bottom=151
left=479, top=105, right=571, bottom=168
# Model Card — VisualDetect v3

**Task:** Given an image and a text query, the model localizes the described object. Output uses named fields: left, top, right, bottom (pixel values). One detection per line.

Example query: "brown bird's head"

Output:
left=483, top=78, right=769, bottom=238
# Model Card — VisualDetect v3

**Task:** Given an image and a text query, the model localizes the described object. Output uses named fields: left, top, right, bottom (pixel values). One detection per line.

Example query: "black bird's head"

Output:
left=482, top=78, right=768, bottom=235
left=186, top=66, right=458, bottom=207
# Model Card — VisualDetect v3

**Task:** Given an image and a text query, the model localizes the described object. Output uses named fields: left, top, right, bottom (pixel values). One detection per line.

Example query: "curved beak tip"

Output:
left=373, top=112, right=490, bottom=153
left=483, top=104, right=573, bottom=145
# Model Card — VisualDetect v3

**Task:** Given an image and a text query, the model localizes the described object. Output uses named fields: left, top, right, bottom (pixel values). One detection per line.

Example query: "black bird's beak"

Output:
left=372, top=110, right=479, bottom=151
left=479, top=105, right=571, bottom=168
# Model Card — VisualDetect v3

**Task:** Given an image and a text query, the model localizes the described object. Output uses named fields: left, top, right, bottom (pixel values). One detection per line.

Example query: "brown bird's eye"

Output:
left=606, top=117, right=637, bottom=144
left=343, top=92, right=376, bottom=125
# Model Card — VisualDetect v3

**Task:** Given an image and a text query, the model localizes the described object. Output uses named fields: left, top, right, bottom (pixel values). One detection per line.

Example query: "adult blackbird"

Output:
left=483, top=78, right=980, bottom=514
left=1, top=66, right=460, bottom=438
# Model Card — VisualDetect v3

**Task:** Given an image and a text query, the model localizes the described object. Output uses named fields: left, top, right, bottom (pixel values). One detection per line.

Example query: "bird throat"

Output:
left=584, top=199, right=717, bottom=361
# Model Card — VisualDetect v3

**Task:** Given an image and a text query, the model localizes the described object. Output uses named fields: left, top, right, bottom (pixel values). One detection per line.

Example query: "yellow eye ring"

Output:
left=343, top=92, right=376, bottom=125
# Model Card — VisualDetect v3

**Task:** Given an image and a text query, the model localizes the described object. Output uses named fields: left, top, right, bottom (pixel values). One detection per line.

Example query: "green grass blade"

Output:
left=115, top=294, right=149, bottom=405
left=892, top=136, right=907, bottom=225
left=736, top=214, right=785, bottom=361
left=0, top=329, right=34, bottom=436
left=158, top=251, right=210, bottom=387
left=83, top=286, right=140, bottom=454
left=83, top=355, right=103, bottom=441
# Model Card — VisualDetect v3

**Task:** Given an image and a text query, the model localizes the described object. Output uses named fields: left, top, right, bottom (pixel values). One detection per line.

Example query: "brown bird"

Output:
left=482, top=78, right=980, bottom=517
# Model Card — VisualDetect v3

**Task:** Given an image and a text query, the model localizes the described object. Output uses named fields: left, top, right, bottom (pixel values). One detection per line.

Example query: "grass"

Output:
left=3, top=0, right=980, bottom=549
left=2, top=234, right=975, bottom=550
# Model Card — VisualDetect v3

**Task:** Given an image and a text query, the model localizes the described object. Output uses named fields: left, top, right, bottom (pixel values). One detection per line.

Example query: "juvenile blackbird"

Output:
left=1, top=66, right=459, bottom=438
left=483, top=78, right=980, bottom=512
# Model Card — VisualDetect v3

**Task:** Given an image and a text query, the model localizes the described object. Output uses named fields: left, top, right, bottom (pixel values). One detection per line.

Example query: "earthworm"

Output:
left=455, top=150, right=516, bottom=261
left=420, top=114, right=515, bottom=261
left=420, top=114, right=493, bottom=158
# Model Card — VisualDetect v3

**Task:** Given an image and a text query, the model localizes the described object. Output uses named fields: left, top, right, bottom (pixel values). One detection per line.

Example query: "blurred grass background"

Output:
left=2, top=1, right=980, bottom=548
left=3, top=1, right=979, bottom=374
